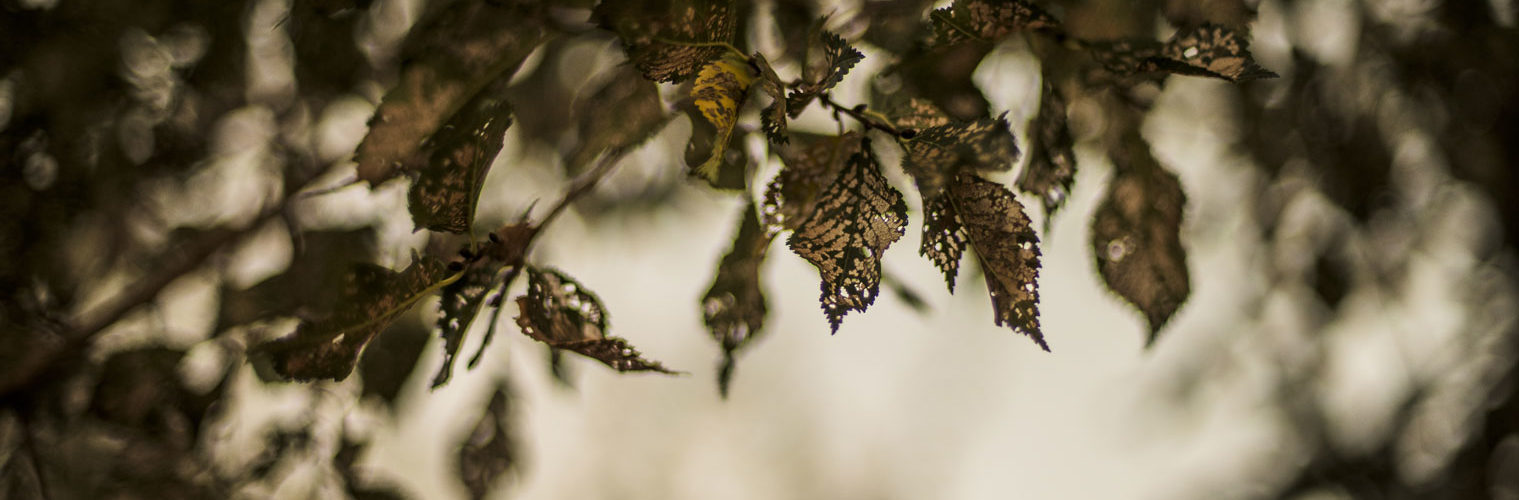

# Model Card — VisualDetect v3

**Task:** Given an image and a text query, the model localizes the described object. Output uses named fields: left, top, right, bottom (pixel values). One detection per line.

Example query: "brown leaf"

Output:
left=753, top=52, right=789, bottom=145
left=785, top=29, right=864, bottom=114
left=1092, top=130, right=1191, bottom=344
left=457, top=386, right=515, bottom=500
left=786, top=145, right=909, bottom=333
left=1016, top=81, right=1077, bottom=222
left=431, top=261, right=504, bottom=388
left=762, top=132, right=863, bottom=234
left=407, top=75, right=513, bottom=234
left=567, top=66, right=671, bottom=172
left=701, top=201, right=773, bottom=396
left=927, top=0, right=1063, bottom=48
left=1154, top=23, right=1277, bottom=82
left=515, top=267, right=679, bottom=373
left=594, top=0, right=736, bottom=83
left=900, top=113, right=1020, bottom=199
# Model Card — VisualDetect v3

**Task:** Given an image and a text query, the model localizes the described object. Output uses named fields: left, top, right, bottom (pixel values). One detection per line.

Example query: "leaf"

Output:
left=257, top=257, right=454, bottom=382
left=701, top=201, right=772, bottom=397
left=353, top=0, right=545, bottom=184
left=1092, top=130, right=1191, bottom=344
left=762, top=132, right=863, bottom=234
left=923, top=174, right=1046, bottom=349
left=1016, top=81, right=1077, bottom=222
left=785, top=29, right=864, bottom=115
left=217, top=227, right=376, bottom=331
left=358, top=313, right=429, bottom=409
left=786, top=145, right=909, bottom=333
left=431, top=262, right=504, bottom=388
left=594, top=0, right=736, bottom=83
left=407, top=75, right=513, bottom=233
left=457, top=386, right=515, bottom=500
left=687, top=52, right=756, bottom=186
left=926, top=0, right=1063, bottom=48
left=567, top=65, right=671, bottom=172
left=900, top=113, right=1020, bottom=198
left=1152, top=23, right=1277, bottom=82
left=514, top=266, right=679, bottom=374
left=752, top=52, right=789, bottom=145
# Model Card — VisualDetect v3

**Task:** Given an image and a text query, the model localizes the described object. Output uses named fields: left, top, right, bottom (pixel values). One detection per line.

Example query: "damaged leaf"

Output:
left=594, top=0, right=736, bottom=83
left=787, top=146, right=909, bottom=333
left=457, top=386, right=515, bottom=500
left=1088, top=23, right=1275, bottom=83
left=785, top=29, right=864, bottom=114
left=431, top=262, right=505, bottom=388
left=408, top=75, right=513, bottom=233
left=753, top=52, right=789, bottom=145
left=1017, top=81, right=1077, bottom=222
left=701, top=201, right=772, bottom=397
left=900, top=113, right=1020, bottom=198
left=687, top=52, right=756, bottom=186
left=927, top=0, right=1063, bottom=48
left=515, top=267, right=679, bottom=373
left=763, top=132, right=863, bottom=234
left=568, top=66, right=672, bottom=172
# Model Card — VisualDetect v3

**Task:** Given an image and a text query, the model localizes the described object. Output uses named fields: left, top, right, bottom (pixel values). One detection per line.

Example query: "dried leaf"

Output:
left=785, top=29, right=864, bottom=114
left=787, top=146, right=909, bottom=333
left=762, top=132, right=863, bottom=234
left=431, top=262, right=504, bottom=388
left=358, top=313, right=429, bottom=409
left=752, top=52, right=789, bottom=145
left=926, top=0, right=1063, bottom=48
left=515, top=267, right=679, bottom=373
left=920, top=194, right=967, bottom=292
left=457, top=386, right=515, bottom=500
left=353, top=1, right=545, bottom=184
left=258, top=257, right=454, bottom=381
left=1153, top=23, right=1277, bottom=82
left=567, top=66, right=671, bottom=172
left=939, top=174, right=1046, bottom=348
left=217, top=228, right=376, bottom=331
left=888, top=97, right=953, bottom=130
left=407, top=75, right=513, bottom=233
left=900, top=113, right=1020, bottom=198
left=1092, top=131, right=1191, bottom=344
left=594, top=0, right=736, bottom=83
left=1017, top=81, right=1077, bottom=222
left=701, top=201, right=772, bottom=397
left=687, top=52, right=756, bottom=186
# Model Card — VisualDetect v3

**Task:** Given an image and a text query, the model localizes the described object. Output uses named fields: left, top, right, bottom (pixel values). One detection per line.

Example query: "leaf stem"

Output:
left=818, top=93, right=901, bottom=136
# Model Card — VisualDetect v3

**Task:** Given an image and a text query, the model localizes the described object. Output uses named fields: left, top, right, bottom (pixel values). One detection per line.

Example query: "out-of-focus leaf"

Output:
left=257, top=257, right=454, bottom=381
left=353, top=0, right=545, bottom=184
left=90, top=347, right=225, bottom=441
left=1017, top=81, right=1077, bottom=222
left=1092, top=130, right=1190, bottom=344
left=888, top=97, right=953, bottom=130
left=594, top=0, right=736, bottom=83
left=359, top=311, right=429, bottom=409
left=408, top=76, right=513, bottom=233
left=785, top=29, right=864, bottom=114
left=701, top=201, right=772, bottom=397
left=859, top=0, right=938, bottom=53
left=1087, top=23, right=1275, bottom=83
left=687, top=52, right=756, bottom=186
left=752, top=53, right=789, bottom=145
left=922, top=174, right=1047, bottom=349
left=288, top=0, right=369, bottom=97
left=457, top=386, right=515, bottom=500
left=883, top=43, right=993, bottom=120
left=763, top=132, right=863, bottom=234
left=217, top=227, right=377, bottom=331
left=899, top=112, right=1020, bottom=199
left=926, top=0, right=1063, bottom=48
left=514, top=267, right=679, bottom=373
left=787, top=146, right=909, bottom=333
left=567, top=66, right=671, bottom=172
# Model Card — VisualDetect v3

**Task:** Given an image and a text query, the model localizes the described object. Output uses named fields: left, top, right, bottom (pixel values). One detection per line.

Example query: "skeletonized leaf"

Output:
left=568, top=66, right=671, bottom=172
left=920, top=194, right=967, bottom=292
left=1016, top=81, right=1077, bottom=222
left=942, top=174, right=1046, bottom=349
left=457, top=386, right=515, bottom=500
left=763, top=132, right=863, bottom=234
left=701, top=201, right=772, bottom=397
left=787, top=146, right=909, bottom=333
left=515, top=267, right=678, bottom=373
left=408, top=75, right=512, bottom=233
left=354, top=1, right=545, bottom=184
left=594, top=0, right=735, bottom=83
left=258, top=257, right=453, bottom=381
left=888, top=97, right=952, bottom=130
left=785, top=29, right=864, bottom=114
left=752, top=53, right=789, bottom=145
left=687, top=52, right=756, bottom=187
left=1152, top=23, right=1277, bottom=82
left=900, top=113, right=1020, bottom=198
left=1092, top=130, right=1190, bottom=344
left=926, top=0, right=1063, bottom=48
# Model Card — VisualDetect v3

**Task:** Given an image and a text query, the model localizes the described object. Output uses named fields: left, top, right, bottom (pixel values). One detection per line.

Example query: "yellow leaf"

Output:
left=690, top=52, right=755, bottom=183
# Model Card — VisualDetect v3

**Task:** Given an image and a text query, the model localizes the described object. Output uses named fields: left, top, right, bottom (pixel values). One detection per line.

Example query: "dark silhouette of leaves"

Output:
left=900, top=113, right=1020, bottom=198
left=687, top=53, right=756, bottom=187
left=457, top=386, right=515, bottom=500
left=257, top=257, right=454, bottom=382
left=594, top=0, right=736, bottom=83
left=1017, top=81, right=1077, bottom=222
left=515, top=267, right=678, bottom=373
left=408, top=76, right=513, bottom=234
left=785, top=30, right=864, bottom=114
left=922, top=174, right=1046, bottom=349
left=217, top=227, right=376, bottom=331
left=701, top=201, right=772, bottom=397
left=568, top=66, right=671, bottom=172
left=926, top=0, right=1063, bottom=48
left=359, top=313, right=429, bottom=410
left=1092, top=131, right=1190, bottom=344
left=787, top=146, right=909, bottom=333
left=1087, top=23, right=1275, bottom=83
left=753, top=52, right=789, bottom=145
left=763, top=132, right=863, bottom=234
left=432, top=262, right=503, bottom=388
left=353, top=0, right=545, bottom=184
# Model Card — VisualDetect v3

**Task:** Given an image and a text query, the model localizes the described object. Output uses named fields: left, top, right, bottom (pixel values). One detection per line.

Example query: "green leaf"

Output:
left=1016, top=81, right=1077, bottom=223
left=457, top=385, right=515, bottom=500
left=899, top=112, right=1020, bottom=199
left=514, top=266, right=679, bottom=374
left=1092, top=130, right=1191, bottom=345
left=407, top=75, right=513, bottom=234
left=785, top=29, right=864, bottom=114
left=257, top=257, right=455, bottom=382
left=752, top=52, right=789, bottom=145
left=922, top=174, right=1046, bottom=349
left=686, top=52, right=756, bottom=187
left=786, top=145, right=909, bottom=333
left=701, top=201, right=773, bottom=397
left=567, top=65, right=671, bottom=172
left=594, top=0, right=736, bottom=83
left=762, top=132, right=863, bottom=234
left=926, top=0, right=1063, bottom=48
left=353, top=0, right=546, bottom=184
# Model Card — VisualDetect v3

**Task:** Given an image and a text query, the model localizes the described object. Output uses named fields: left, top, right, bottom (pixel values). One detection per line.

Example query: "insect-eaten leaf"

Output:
left=257, top=257, right=454, bottom=382
left=686, top=52, right=756, bottom=187
left=752, top=52, right=789, bottom=145
left=701, top=201, right=773, bottom=397
left=926, top=0, right=1063, bottom=48
left=515, top=266, right=679, bottom=374
left=408, top=75, right=513, bottom=234
left=1087, top=23, right=1275, bottom=83
left=1016, top=81, right=1077, bottom=224
left=354, top=0, right=545, bottom=184
left=594, top=0, right=736, bottom=83
left=457, top=385, right=515, bottom=500
left=922, top=174, right=1046, bottom=349
left=567, top=66, right=671, bottom=173
left=900, top=113, right=1020, bottom=199
left=787, top=146, right=909, bottom=333
left=785, top=29, right=864, bottom=114
left=431, top=262, right=505, bottom=388
left=1092, top=131, right=1191, bottom=345
left=763, top=132, right=863, bottom=234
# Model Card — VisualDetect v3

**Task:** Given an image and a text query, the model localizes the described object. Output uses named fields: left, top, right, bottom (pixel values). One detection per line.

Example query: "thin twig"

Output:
left=818, top=93, right=902, bottom=136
